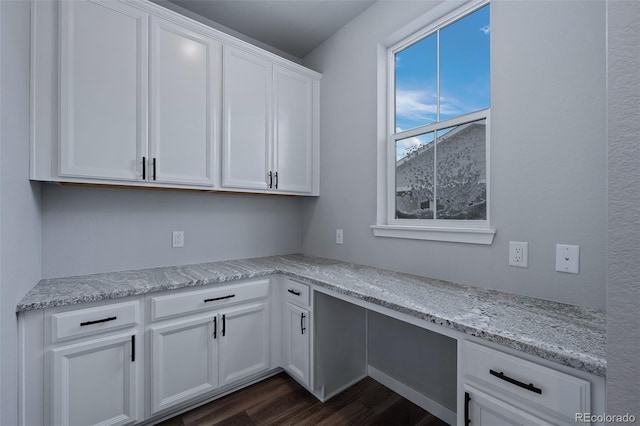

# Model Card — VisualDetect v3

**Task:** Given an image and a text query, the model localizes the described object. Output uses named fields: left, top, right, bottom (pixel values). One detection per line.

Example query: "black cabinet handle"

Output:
left=142, top=156, right=146, bottom=180
left=268, top=171, right=273, bottom=189
left=274, top=172, right=278, bottom=189
left=131, top=335, right=135, bottom=363
left=489, top=369, right=542, bottom=394
left=300, top=313, right=306, bottom=334
left=464, top=392, right=470, bottom=426
left=287, top=289, right=301, bottom=296
left=80, top=316, right=117, bottom=326
left=213, top=316, right=217, bottom=339
left=222, top=314, right=226, bottom=337
left=152, top=158, right=157, bottom=180
left=204, top=294, right=235, bottom=303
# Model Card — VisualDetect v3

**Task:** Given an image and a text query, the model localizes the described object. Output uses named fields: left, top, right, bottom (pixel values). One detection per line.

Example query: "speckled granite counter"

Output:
left=17, top=254, right=606, bottom=377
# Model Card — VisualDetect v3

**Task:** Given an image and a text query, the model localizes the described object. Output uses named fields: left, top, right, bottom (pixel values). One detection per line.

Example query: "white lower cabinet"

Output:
left=218, top=301, right=271, bottom=387
left=462, top=340, right=592, bottom=426
left=45, top=300, right=143, bottom=426
left=283, top=302, right=310, bottom=386
left=147, top=279, right=271, bottom=415
left=51, top=332, right=141, bottom=426
left=150, top=314, right=218, bottom=414
left=281, top=279, right=312, bottom=388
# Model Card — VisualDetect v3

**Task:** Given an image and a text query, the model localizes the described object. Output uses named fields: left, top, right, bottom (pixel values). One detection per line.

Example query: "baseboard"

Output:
left=368, top=365, right=456, bottom=426
left=317, top=373, right=368, bottom=402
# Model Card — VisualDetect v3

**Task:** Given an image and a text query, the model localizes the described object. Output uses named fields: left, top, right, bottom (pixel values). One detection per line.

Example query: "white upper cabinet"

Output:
left=222, top=46, right=319, bottom=195
left=150, top=17, right=219, bottom=186
left=222, top=47, right=272, bottom=190
left=31, top=0, right=320, bottom=194
left=59, top=0, right=148, bottom=181
left=273, top=66, right=314, bottom=194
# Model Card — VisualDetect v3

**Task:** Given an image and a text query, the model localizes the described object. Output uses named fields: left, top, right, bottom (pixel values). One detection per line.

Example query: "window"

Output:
left=373, top=0, right=495, bottom=244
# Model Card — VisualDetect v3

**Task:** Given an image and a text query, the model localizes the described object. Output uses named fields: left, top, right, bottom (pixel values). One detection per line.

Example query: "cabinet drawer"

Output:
left=51, top=300, right=140, bottom=343
left=150, top=279, right=270, bottom=321
left=463, top=340, right=590, bottom=421
left=284, top=279, right=310, bottom=307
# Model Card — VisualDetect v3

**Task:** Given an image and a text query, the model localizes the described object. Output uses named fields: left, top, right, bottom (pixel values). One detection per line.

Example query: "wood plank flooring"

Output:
left=156, top=373, right=449, bottom=426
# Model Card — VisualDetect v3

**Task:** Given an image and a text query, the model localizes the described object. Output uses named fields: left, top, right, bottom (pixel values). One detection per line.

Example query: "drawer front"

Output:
left=151, top=279, right=270, bottom=321
left=51, top=300, right=140, bottom=343
left=284, top=279, right=310, bottom=307
left=463, top=340, right=590, bottom=421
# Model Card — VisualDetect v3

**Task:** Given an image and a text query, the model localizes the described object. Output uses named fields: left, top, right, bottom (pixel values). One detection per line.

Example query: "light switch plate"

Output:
left=556, top=244, right=579, bottom=274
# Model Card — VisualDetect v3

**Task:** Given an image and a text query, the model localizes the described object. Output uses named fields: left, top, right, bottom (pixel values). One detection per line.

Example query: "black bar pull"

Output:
left=80, top=316, right=117, bottom=326
left=222, top=315, right=226, bottom=337
left=464, top=392, right=470, bottom=426
left=142, top=156, right=146, bottom=180
left=300, top=313, right=306, bottom=334
left=274, top=172, right=278, bottom=189
left=287, top=289, right=301, bottom=296
left=268, top=171, right=273, bottom=189
left=204, top=294, right=235, bottom=303
left=213, top=317, right=217, bottom=339
left=152, top=158, right=157, bottom=180
left=489, top=369, right=542, bottom=394
left=131, top=335, right=135, bottom=362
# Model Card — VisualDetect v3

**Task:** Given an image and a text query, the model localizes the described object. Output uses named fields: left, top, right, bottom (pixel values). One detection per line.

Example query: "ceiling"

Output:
left=168, top=0, right=376, bottom=58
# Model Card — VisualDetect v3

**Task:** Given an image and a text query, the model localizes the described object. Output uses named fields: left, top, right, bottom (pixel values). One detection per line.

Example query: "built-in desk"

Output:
left=17, top=254, right=606, bottom=425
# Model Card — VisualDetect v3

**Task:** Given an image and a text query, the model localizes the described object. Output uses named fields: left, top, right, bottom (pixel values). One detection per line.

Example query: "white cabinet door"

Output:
left=465, top=387, right=553, bottom=426
left=273, top=66, right=314, bottom=194
left=150, top=17, right=219, bottom=186
left=283, top=302, right=310, bottom=386
left=50, top=332, right=140, bottom=426
left=150, top=314, right=218, bottom=414
left=218, top=301, right=270, bottom=387
left=59, top=0, right=148, bottom=181
left=222, top=47, right=272, bottom=190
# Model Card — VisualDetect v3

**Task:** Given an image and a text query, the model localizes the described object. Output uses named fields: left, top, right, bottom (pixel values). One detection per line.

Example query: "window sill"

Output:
left=371, top=224, right=496, bottom=245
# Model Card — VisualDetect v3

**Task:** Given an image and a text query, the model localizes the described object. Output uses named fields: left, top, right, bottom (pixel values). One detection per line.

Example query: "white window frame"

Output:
left=372, top=0, right=495, bottom=245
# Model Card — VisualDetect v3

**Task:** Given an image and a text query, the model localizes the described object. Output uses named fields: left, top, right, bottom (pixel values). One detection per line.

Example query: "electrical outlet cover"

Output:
left=509, top=241, right=528, bottom=268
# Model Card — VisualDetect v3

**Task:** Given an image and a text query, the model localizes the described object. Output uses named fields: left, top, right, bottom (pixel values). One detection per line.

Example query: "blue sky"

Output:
left=395, top=4, right=490, bottom=160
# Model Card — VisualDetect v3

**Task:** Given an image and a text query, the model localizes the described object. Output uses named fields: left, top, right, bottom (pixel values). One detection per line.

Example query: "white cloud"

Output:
left=395, top=89, right=437, bottom=122
left=480, top=25, right=490, bottom=35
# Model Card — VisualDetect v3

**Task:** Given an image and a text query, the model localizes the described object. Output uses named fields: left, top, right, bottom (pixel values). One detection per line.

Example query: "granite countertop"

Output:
left=17, top=253, right=606, bottom=377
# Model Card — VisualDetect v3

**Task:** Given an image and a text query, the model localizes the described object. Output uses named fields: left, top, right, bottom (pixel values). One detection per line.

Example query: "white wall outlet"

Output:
left=509, top=241, right=528, bottom=267
left=172, top=231, right=184, bottom=248
left=556, top=244, right=579, bottom=274
left=336, top=229, right=344, bottom=245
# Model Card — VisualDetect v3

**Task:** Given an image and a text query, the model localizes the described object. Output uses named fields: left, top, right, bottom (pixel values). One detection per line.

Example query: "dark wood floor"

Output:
left=157, top=373, right=448, bottom=426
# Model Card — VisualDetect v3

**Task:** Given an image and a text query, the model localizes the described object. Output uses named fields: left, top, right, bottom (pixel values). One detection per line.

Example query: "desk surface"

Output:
left=17, top=253, right=605, bottom=377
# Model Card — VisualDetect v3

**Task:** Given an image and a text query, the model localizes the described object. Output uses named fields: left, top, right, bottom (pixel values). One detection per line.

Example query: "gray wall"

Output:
left=606, top=0, right=640, bottom=416
left=0, top=1, right=43, bottom=424
left=42, top=185, right=303, bottom=278
left=301, top=0, right=606, bottom=310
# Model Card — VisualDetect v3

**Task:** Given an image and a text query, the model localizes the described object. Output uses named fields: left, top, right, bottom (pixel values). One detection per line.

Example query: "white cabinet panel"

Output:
left=283, top=302, right=310, bottom=386
left=50, top=332, right=140, bottom=426
left=273, top=66, right=313, bottom=194
left=150, top=314, right=218, bottom=414
left=150, top=17, right=218, bottom=186
left=222, top=47, right=271, bottom=190
left=59, top=0, right=148, bottom=180
left=218, top=301, right=270, bottom=387
left=466, top=386, right=553, bottom=426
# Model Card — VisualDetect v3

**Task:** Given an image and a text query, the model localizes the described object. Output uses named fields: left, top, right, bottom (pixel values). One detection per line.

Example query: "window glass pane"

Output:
left=395, top=132, right=435, bottom=219
left=435, top=119, right=486, bottom=220
left=439, top=5, right=490, bottom=121
left=395, top=33, right=437, bottom=132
